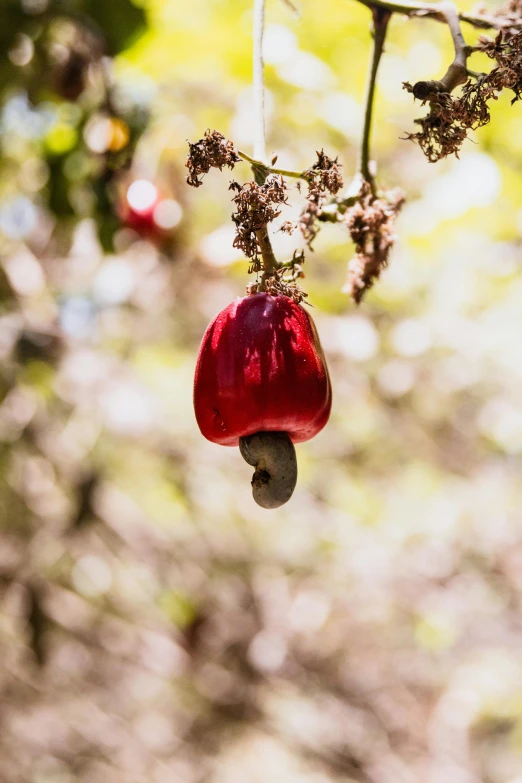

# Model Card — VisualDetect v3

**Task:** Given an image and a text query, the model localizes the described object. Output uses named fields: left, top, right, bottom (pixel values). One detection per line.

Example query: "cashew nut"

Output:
left=239, top=431, right=298, bottom=509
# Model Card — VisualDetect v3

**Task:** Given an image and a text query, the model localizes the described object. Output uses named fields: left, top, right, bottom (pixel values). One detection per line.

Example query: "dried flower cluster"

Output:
left=344, top=181, right=405, bottom=304
left=305, top=150, right=344, bottom=195
left=246, top=251, right=306, bottom=300
left=403, top=81, right=490, bottom=161
left=186, top=131, right=400, bottom=304
left=279, top=220, right=295, bottom=234
left=230, top=176, right=288, bottom=267
left=254, top=252, right=307, bottom=303
left=264, top=274, right=308, bottom=303
left=300, top=151, right=343, bottom=248
left=186, top=129, right=240, bottom=187
left=479, top=30, right=522, bottom=97
left=404, top=29, right=522, bottom=161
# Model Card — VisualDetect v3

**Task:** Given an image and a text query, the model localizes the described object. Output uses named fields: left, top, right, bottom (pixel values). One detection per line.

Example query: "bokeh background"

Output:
left=2, top=1, right=522, bottom=782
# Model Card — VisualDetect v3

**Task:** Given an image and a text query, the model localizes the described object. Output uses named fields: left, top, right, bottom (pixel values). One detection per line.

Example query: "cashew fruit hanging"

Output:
left=194, top=292, right=331, bottom=446
left=193, top=292, right=331, bottom=508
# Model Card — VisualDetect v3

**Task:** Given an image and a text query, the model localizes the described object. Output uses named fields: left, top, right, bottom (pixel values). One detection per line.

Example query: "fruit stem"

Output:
left=251, top=0, right=279, bottom=285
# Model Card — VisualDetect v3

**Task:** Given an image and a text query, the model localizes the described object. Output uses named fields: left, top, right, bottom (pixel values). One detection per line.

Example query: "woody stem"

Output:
left=410, top=1, right=470, bottom=99
left=358, top=8, right=390, bottom=192
left=354, top=0, right=511, bottom=30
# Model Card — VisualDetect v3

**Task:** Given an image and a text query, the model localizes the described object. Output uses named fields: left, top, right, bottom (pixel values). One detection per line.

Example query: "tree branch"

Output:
left=358, top=8, right=390, bottom=190
left=410, top=1, right=470, bottom=98
left=354, top=0, right=515, bottom=30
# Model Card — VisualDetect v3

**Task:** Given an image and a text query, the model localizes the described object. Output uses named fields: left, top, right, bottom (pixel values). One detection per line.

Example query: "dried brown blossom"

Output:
left=263, top=263, right=308, bottom=304
left=186, top=129, right=240, bottom=187
left=344, top=180, right=405, bottom=304
left=303, top=150, right=344, bottom=196
left=478, top=30, right=522, bottom=99
left=403, top=81, right=491, bottom=162
left=279, top=221, right=295, bottom=234
left=230, top=176, right=288, bottom=267
left=300, top=150, right=344, bottom=248
left=404, top=30, right=522, bottom=161
left=246, top=251, right=306, bottom=301
left=299, top=191, right=323, bottom=248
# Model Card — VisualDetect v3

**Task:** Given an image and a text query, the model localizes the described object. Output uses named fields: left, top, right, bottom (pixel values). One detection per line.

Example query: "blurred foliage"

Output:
left=2, top=1, right=522, bottom=783
left=0, top=0, right=149, bottom=253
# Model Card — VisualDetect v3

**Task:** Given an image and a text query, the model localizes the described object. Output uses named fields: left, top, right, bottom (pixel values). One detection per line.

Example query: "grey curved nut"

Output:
left=239, top=431, right=298, bottom=509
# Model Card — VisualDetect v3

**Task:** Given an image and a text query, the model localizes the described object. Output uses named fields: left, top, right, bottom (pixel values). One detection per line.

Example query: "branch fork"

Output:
left=411, top=2, right=470, bottom=98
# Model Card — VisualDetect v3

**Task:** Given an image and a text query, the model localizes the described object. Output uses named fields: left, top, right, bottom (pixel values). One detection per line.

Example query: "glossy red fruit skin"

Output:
left=194, top=293, right=332, bottom=446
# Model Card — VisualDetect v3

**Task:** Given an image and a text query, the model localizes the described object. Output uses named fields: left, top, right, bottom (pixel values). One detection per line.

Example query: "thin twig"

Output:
left=359, top=8, right=390, bottom=191
left=253, top=0, right=267, bottom=163
left=466, top=68, right=484, bottom=79
left=280, top=0, right=301, bottom=17
left=237, top=149, right=307, bottom=180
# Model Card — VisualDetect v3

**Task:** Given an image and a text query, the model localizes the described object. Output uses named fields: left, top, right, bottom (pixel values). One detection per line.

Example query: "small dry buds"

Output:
left=230, top=176, right=288, bottom=267
left=263, top=265, right=308, bottom=304
left=279, top=221, right=295, bottom=234
left=246, top=252, right=306, bottom=301
left=304, top=150, right=344, bottom=196
left=403, top=83, right=489, bottom=162
left=186, top=129, right=240, bottom=187
left=404, top=29, right=522, bottom=161
left=479, top=30, right=522, bottom=99
left=300, top=150, right=344, bottom=248
left=344, top=180, right=404, bottom=304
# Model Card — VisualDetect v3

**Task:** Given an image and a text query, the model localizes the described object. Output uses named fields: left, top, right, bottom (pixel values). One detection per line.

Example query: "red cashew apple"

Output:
left=194, top=292, right=331, bottom=508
